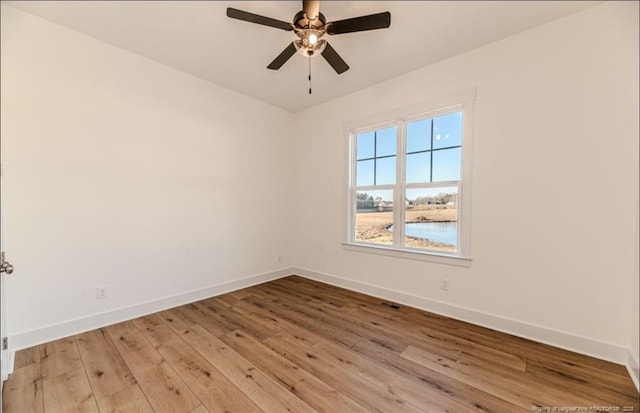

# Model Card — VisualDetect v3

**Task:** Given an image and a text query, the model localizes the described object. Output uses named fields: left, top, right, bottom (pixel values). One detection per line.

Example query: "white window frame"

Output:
left=343, top=88, right=475, bottom=267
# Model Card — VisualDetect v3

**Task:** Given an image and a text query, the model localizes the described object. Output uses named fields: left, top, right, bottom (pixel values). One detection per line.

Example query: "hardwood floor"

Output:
left=3, top=276, right=638, bottom=412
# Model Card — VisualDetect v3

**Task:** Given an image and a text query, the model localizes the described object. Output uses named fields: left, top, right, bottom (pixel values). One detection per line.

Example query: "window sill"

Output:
left=342, top=242, right=472, bottom=267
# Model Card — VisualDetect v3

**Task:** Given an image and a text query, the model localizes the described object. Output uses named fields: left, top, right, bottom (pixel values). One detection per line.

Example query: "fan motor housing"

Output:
left=294, top=11, right=326, bottom=30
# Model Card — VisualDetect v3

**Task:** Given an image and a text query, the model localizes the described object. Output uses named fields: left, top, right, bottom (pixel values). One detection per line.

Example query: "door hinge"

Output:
left=2, top=337, right=7, bottom=350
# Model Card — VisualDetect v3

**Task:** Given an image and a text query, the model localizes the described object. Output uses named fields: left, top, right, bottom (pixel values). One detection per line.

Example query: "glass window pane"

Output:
left=355, top=189, right=393, bottom=246
left=404, top=187, right=458, bottom=252
left=356, top=159, right=374, bottom=186
left=406, top=119, right=431, bottom=153
left=376, top=156, right=396, bottom=185
left=433, top=112, right=462, bottom=149
left=356, top=131, right=375, bottom=160
left=406, top=152, right=430, bottom=184
left=376, top=127, right=397, bottom=157
left=432, top=148, right=461, bottom=182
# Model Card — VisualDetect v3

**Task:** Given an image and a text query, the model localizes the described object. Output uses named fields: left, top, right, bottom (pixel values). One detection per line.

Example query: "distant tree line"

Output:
left=411, top=192, right=457, bottom=205
left=357, top=191, right=456, bottom=210
left=356, top=193, right=384, bottom=210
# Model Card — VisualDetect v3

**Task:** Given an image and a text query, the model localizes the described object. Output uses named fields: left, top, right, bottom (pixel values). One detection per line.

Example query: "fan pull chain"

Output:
left=308, top=56, right=312, bottom=95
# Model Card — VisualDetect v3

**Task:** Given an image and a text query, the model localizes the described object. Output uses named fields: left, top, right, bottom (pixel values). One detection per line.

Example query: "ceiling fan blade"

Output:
left=302, top=0, right=320, bottom=21
left=267, top=42, right=297, bottom=70
left=321, top=42, right=349, bottom=74
left=226, top=8, right=293, bottom=31
left=327, top=11, right=391, bottom=35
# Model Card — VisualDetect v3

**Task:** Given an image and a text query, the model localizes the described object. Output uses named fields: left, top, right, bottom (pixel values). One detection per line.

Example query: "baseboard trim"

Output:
left=627, top=350, right=640, bottom=391
left=294, top=267, right=631, bottom=367
left=7, top=267, right=294, bottom=375
left=1, top=349, right=10, bottom=382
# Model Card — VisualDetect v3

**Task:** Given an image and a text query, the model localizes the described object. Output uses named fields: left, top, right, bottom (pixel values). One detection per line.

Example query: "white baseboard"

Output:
left=294, top=267, right=632, bottom=368
left=6, top=267, right=294, bottom=376
left=627, top=350, right=639, bottom=391
left=1, top=349, right=10, bottom=382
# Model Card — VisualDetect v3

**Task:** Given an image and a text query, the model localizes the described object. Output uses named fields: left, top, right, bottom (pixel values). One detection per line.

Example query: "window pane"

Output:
left=376, top=156, right=396, bottom=185
left=376, top=127, right=397, bottom=157
left=406, top=152, right=430, bottom=184
left=405, top=187, right=458, bottom=252
left=406, top=119, right=431, bottom=153
left=433, top=112, right=462, bottom=149
left=356, top=131, right=375, bottom=160
left=355, top=190, right=393, bottom=246
left=356, top=159, right=374, bottom=186
left=432, top=147, right=461, bottom=182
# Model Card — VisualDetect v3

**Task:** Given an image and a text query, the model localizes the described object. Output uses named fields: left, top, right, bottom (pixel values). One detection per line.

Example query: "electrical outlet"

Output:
left=277, top=254, right=283, bottom=263
left=97, top=286, right=108, bottom=300
left=440, top=279, right=450, bottom=291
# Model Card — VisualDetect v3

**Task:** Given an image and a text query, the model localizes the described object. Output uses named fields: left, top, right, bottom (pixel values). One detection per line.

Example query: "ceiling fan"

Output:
left=226, top=1, right=391, bottom=77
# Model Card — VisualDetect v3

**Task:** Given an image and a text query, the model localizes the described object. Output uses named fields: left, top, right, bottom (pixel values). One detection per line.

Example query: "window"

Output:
left=346, top=90, right=474, bottom=265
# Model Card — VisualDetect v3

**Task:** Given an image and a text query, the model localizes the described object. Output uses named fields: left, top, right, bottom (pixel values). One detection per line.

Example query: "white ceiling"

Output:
left=4, top=1, right=599, bottom=112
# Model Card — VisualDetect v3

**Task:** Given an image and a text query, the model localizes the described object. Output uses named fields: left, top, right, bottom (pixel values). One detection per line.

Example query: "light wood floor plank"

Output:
left=522, top=359, right=640, bottom=406
left=213, top=293, right=240, bottom=308
left=155, top=334, right=263, bottom=413
left=290, top=288, right=466, bottom=361
left=132, top=314, right=182, bottom=348
left=352, top=335, right=530, bottom=412
left=173, top=304, right=233, bottom=337
left=166, top=322, right=317, bottom=413
left=191, top=301, right=245, bottom=334
left=229, top=298, right=286, bottom=330
left=134, top=361, right=201, bottom=413
left=256, top=283, right=415, bottom=352
left=3, top=362, right=41, bottom=389
left=76, top=329, right=136, bottom=401
left=13, top=345, right=41, bottom=370
left=523, top=351, right=639, bottom=398
left=401, top=344, right=592, bottom=410
left=42, top=368, right=99, bottom=413
left=158, top=308, right=195, bottom=333
left=348, top=302, right=527, bottom=371
left=232, top=300, right=323, bottom=347
left=96, top=384, right=154, bottom=413
left=243, top=293, right=361, bottom=348
left=223, top=329, right=370, bottom=413
left=310, top=338, right=474, bottom=413
left=104, top=324, right=164, bottom=373
left=40, top=337, right=84, bottom=380
left=200, top=298, right=275, bottom=339
left=2, top=369, right=44, bottom=413
left=264, top=334, right=425, bottom=413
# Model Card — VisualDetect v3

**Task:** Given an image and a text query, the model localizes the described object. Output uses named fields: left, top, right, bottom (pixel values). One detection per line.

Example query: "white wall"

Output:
left=293, top=1, right=639, bottom=363
left=1, top=5, right=295, bottom=346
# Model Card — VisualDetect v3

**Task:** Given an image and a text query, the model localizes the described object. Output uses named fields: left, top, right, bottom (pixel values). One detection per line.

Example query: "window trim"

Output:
left=343, top=88, right=475, bottom=266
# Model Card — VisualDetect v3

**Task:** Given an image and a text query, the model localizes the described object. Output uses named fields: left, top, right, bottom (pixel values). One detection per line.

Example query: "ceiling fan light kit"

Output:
left=226, top=0, right=391, bottom=93
left=293, top=28, right=327, bottom=57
